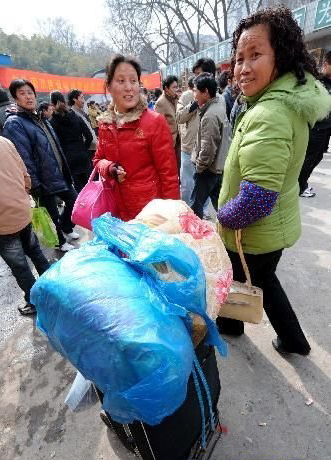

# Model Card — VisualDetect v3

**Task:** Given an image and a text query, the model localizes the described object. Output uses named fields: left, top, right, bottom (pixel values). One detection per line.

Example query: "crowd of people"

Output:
left=0, top=7, right=331, bottom=359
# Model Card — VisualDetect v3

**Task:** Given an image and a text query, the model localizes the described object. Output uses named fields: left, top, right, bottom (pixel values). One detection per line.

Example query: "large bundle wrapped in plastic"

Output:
left=31, top=215, right=226, bottom=425
left=134, top=200, right=233, bottom=320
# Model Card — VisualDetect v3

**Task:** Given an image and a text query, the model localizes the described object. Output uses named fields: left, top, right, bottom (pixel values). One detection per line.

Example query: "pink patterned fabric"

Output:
left=179, top=211, right=214, bottom=240
left=72, top=168, right=118, bottom=231
left=215, top=269, right=233, bottom=305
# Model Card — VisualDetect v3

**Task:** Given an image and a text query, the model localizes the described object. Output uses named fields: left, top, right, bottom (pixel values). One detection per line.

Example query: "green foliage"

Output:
left=0, top=27, right=114, bottom=76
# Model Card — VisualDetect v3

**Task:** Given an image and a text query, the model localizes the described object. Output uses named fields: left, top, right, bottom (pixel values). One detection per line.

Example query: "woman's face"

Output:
left=234, top=24, right=277, bottom=97
left=108, top=63, right=140, bottom=112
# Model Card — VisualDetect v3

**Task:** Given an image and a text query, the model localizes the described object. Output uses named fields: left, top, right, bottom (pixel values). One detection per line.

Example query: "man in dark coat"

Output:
left=50, top=91, right=93, bottom=193
left=69, top=89, right=98, bottom=162
left=0, top=89, right=12, bottom=134
left=218, top=71, right=236, bottom=121
left=299, top=51, right=331, bottom=197
left=2, top=79, right=78, bottom=252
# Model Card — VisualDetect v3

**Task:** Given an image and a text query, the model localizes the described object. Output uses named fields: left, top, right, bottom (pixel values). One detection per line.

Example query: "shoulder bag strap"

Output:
left=235, top=229, right=252, bottom=287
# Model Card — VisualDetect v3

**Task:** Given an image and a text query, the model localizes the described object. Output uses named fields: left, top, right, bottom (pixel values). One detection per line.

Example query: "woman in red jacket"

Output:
left=93, top=55, right=180, bottom=221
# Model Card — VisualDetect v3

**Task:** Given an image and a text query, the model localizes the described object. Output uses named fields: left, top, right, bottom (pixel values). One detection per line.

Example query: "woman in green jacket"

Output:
left=217, top=7, right=331, bottom=355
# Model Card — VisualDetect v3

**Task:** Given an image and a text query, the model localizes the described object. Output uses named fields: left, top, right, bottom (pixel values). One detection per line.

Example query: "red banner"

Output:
left=141, top=72, right=161, bottom=90
left=0, top=67, right=161, bottom=93
left=0, top=67, right=105, bottom=94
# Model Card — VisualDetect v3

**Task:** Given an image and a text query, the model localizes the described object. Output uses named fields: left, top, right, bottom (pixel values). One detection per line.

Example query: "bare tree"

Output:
left=105, top=0, right=203, bottom=65
left=105, top=0, right=263, bottom=66
left=35, top=17, right=78, bottom=50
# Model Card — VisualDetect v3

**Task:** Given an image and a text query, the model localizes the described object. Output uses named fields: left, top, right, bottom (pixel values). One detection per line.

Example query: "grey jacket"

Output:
left=191, top=95, right=230, bottom=174
left=176, top=89, right=199, bottom=155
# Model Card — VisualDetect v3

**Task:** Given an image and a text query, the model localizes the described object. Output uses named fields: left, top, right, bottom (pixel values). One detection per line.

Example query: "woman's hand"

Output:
left=98, top=159, right=114, bottom=178
left=116, top=165, right=126, bottom=183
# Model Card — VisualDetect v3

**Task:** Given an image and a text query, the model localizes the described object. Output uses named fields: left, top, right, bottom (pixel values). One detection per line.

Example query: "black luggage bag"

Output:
left=95, top=340, right=222, bottom=460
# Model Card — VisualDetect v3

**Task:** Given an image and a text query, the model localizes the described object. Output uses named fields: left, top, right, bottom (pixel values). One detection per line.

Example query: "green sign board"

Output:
left=179, top=59, right=186, bottom=74
left=171, top=62, right=179, bottom=76
left=205, top=45, right=216, bottom=61
left=217, top=39, right=231, bottom=63
left=187, top=55, right=195, bottom=72
left=292, top=6, right=306, bottom=29
left=196, top=50, right=205, bottom=60
left=315, top=0, right=331, bottom=30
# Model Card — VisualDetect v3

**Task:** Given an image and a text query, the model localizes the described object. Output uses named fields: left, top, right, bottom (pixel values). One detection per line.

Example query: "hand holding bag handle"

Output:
left=71, top=167, right=118, bottom=231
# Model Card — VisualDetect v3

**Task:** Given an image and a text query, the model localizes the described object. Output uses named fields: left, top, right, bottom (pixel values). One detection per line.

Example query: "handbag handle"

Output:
left=89, top=166, right=115, bottom=188
left=235, top=229, right=252, bottom=288
left=88, top=167, right=98, bottom=183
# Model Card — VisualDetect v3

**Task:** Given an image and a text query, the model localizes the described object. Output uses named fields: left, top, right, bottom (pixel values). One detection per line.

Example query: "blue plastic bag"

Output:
left=93, top=215, right=227, bottom=356
left=31, top=215, right=226, bottom=425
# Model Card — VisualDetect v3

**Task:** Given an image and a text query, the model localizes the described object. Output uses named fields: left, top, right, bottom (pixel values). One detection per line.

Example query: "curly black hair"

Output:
left=231, top=7, right=319, bottom=85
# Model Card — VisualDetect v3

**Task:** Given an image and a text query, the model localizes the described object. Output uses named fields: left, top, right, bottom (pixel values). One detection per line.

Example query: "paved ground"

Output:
left=0, top=156, right=330, bottom=460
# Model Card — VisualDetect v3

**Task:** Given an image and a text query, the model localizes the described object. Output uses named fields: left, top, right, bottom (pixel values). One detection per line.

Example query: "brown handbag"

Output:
left=218, top=229, right=263, bottom=324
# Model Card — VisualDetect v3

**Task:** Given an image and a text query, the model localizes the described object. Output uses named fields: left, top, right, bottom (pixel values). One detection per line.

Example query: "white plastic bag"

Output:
left=65, top=371, right=96, bottom=411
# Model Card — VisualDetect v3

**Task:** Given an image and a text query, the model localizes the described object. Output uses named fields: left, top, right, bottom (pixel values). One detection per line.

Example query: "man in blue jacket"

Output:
left=3, top=79, right=78, bottom=252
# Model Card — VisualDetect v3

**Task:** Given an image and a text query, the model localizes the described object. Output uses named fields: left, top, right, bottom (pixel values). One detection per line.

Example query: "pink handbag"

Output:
left=72, top=168, right=118, bottom=231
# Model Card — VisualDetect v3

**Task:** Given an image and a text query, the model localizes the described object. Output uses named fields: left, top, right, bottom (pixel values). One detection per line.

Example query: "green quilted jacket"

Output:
left=219, top=72, right=331, bottom=254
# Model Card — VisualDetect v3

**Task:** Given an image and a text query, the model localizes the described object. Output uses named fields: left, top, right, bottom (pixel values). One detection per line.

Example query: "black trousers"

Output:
left=0, top=224, right=49, bottom=303
left=298, top=127, right=331, bottom=194
left=191, top=170, right=222, bottom=219
left=39, top=186, right=77, bottom=246
left=218, top=249, right=310, bottom=354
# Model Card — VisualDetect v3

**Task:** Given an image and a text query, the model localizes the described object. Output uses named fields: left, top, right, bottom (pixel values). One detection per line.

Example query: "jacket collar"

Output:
left=244, top=72, right=331, bottom=126
left=97, top=94, right=147, bottom=126
left=199, top=97, right=218, bottom=117
left=164, top=92, right=177, bottom=106
left=0, top=101, right=10, bottom=108
left=17, top=104, right=36, bottom=114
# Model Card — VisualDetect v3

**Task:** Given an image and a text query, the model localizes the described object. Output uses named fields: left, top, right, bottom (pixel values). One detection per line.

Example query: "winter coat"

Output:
left=230, top=94, right=245, bottom=133
left=312, top=75, right=331, bottom=130
left=50, top=109, right=93, bottom=175
left=0, top=101, right=12, bottom=134
left=0, top=138, right=31, bottom=235
left=191, top=95, right=230, bottom=174
left=88, top=106, right=100, bottom=129
left=219, top=72, right=331, bottom=255
left=154, top=92, right=178, bottom=146
left=93, top=96, right=180, bottom=221
left=2, top=110, right=72, bottom=195
left=222, top=85, right=236, bottom=121
left=72, top=106, right=98, bottom=151
left=176, top=89, right=199, bottom=155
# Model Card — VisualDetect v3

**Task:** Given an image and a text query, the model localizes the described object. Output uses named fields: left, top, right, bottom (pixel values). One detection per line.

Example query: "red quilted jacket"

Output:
left=93, top=98, right=180, bottom=222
